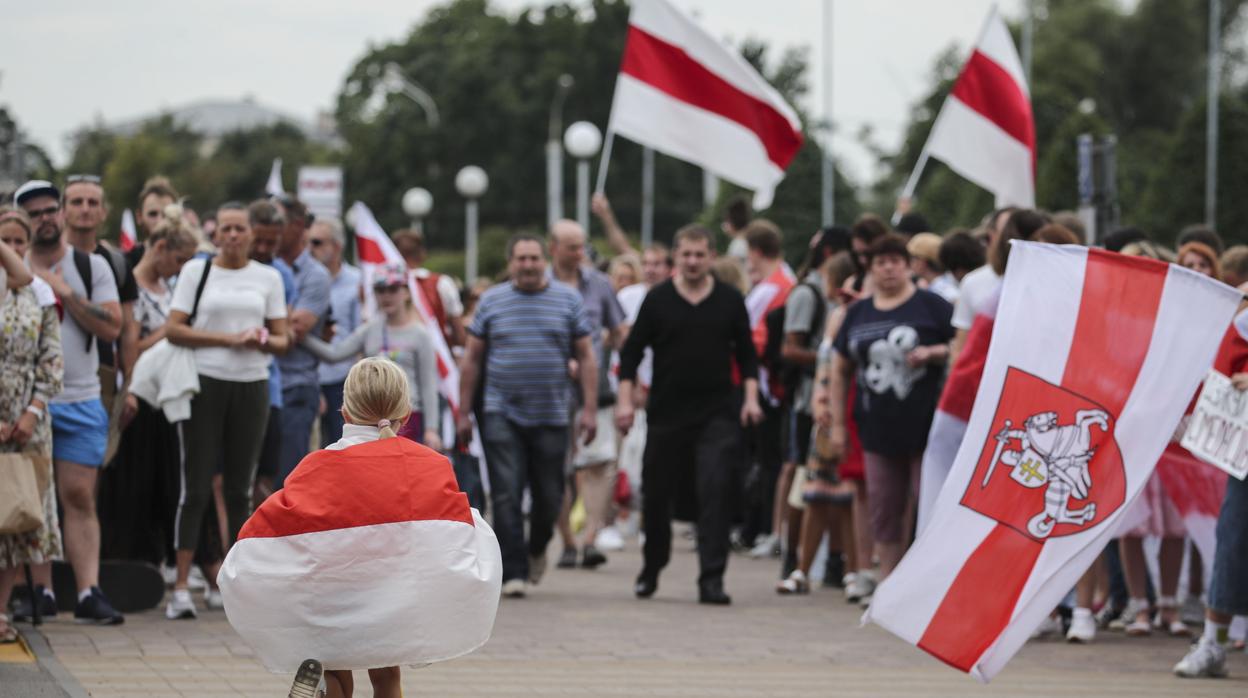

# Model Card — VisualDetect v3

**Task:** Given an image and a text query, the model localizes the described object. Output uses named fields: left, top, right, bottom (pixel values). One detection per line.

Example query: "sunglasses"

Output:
left=309, top=238, right=329, bottom=247
left=65, top=174, right=102, bottom=185
left=374, top=283, right=405, bottom=293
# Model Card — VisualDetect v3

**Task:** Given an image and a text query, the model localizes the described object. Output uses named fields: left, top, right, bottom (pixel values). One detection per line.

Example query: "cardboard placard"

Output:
left=1181, top=369, right=1248, bottom=480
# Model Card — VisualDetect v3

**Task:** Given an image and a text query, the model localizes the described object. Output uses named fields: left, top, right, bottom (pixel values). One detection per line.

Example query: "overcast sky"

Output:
left=1, top=0, right=1024, bottom=184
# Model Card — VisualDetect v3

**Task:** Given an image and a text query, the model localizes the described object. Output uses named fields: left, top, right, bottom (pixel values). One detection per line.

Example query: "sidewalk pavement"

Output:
left=13, top=534, right=1248, bottom=697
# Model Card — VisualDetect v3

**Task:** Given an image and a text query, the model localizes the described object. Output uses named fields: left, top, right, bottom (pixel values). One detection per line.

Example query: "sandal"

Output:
left=776, top=570, right=810, bottom=595
left=0, top=613, right=17, bottom=644
left=1154, top=597, right=1190, bottom=637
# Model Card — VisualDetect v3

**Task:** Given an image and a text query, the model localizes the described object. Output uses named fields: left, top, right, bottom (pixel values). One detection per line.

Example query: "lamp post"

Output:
left=547, top=74, right=574, bottom=230
left=563, top=121, right=602, bottom=232
left=401, top=187, right=433, bottom=233
left=456, top=166, right=488, bottom=285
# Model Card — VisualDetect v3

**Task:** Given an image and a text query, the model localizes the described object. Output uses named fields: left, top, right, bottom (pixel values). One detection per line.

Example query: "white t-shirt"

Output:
left=614, top=283, right=653, bottom=389
left=170, top=258, right=287, bottom=383
left=950, top=265, right=1001, bottom=331
left=51, top=249, right=119, bottom=403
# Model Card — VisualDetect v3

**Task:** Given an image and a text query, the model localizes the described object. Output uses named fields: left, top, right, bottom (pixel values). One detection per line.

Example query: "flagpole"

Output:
left=595, top=128, right=616, bottom=194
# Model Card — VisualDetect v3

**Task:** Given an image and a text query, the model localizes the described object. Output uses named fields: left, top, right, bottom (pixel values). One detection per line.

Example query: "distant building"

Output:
left=96, top=96, right=340, bottom=152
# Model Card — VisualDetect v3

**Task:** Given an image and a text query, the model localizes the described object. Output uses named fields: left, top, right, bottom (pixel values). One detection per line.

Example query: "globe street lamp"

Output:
left=402, top=187, right=433, bottom=233
left=455, top=166, right=488, bottom=285
left=547, top=74, right=574, bottom=230
left=563, top=121, right=602, bottom=232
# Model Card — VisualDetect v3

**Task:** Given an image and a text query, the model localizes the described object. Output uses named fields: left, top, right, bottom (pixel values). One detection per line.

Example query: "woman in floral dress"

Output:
left=0, top=206, right=63, bottom=642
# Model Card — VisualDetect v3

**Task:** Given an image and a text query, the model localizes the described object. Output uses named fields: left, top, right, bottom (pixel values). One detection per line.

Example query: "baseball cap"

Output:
left=13, top=180, right=60, bottom=207
left=372, top=263, right=408, bottom=289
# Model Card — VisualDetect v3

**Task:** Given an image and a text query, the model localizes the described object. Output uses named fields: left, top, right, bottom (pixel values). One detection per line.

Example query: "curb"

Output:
left=24, top=626, right=91, bottom=698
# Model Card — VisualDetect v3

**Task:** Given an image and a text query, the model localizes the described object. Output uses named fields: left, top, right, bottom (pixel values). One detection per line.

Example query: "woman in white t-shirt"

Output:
left=165, top=202, right=288, bottom=620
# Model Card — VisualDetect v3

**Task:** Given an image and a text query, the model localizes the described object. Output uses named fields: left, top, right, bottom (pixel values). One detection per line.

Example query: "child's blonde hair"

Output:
left=342, top=357, right=411, bottom=438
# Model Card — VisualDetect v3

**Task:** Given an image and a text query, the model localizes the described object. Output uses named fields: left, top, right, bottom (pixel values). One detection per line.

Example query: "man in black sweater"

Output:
left=617, top=224, right=763, bottom=605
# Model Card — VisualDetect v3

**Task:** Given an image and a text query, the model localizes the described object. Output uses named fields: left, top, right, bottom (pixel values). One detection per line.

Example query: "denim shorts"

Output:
left=49, top=399, right=109, bottom=467
left=1209, top=474, right=1248, bottom=615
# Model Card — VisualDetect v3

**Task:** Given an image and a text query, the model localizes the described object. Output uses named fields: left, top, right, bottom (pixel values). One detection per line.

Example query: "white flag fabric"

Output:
left=265, top=157, right=285, bottom=196
left=922, top=8, right=1034, bottom=207
left=119, top=208, right=137, bottom=252
left=865, top=242, right=1241, bottom=681
left=607, top=0, right=803, bottom=209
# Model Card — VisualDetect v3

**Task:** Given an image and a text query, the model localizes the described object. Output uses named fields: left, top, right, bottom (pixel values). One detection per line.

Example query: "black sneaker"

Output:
left=10, top=585, right=57, bottom=622
left=581, top=545, right=607, bottom=569
left=556, top=546, right=578, bottom=569
left=74, top=587, right=124, bottom=626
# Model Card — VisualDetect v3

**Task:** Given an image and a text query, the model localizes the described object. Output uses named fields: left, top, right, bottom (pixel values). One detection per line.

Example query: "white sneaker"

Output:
left=595, top=526, right=626, bottom=552
left=1067, top=608, right=1096, bottom=643
left=845, top=570, right=876, bottom=603
left=204, top=588, right=225, bottom=610
left=748, top=533, right=780, bottom=559
left=501, top=579, right=527, bottom=598
left=187, top=566, right=208, bottom=591
left=1030, top=614, right=1061, bottom=639
left=165, top=589, right=198, bottom=620
left=1174, top=635, right=1229, bottom=678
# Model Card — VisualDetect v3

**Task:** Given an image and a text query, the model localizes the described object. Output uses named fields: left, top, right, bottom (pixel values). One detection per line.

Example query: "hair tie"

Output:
left=377, top=419, right=391, bottom=430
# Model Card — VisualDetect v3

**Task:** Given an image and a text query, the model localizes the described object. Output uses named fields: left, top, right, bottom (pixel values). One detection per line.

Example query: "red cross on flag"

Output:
left=606, top=0, right=804, bottom=209
left=865, top=242, right=1241, bottom=681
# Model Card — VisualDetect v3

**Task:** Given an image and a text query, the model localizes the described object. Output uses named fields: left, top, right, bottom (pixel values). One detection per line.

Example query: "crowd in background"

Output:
left=0, top=172, right=1245, bottom=679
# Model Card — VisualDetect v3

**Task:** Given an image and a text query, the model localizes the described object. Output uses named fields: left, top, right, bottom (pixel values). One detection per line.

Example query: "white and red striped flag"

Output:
left=348, top=201, right=460, bottom=412
left=911, top=7, right=1035, bottom=208
left=606, top=0, right=804, bottom=209
left=119, top=208, right=137, bottom=252
left=867, top=242, right=1240, bottom=681
left=219, top=436, right=501, bottom=671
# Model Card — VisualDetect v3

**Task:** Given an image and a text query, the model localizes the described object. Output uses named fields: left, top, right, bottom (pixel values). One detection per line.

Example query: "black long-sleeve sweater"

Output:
left=619, top=278, right=759, bottom=428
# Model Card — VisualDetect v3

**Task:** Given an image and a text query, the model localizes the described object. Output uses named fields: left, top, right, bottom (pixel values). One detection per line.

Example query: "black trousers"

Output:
left=641, top=414, right=740, bottom=586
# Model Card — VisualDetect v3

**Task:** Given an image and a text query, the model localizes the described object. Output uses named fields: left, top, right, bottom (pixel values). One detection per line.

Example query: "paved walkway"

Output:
left=13, top=535, right=1248, bottom=697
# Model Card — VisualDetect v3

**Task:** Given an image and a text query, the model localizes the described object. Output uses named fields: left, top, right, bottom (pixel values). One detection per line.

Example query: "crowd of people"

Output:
left=0, top=172, right=1245, bottom=680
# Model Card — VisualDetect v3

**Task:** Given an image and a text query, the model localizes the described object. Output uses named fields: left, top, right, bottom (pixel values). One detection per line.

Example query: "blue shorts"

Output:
left=49, top=399, right=109, bottom=467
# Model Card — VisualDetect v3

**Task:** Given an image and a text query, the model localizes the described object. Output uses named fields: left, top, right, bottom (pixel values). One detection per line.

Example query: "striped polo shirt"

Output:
left=468, top=280, right=592, bottom=426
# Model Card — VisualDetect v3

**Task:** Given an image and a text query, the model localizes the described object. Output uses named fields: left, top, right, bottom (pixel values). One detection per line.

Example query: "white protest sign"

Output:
left=297, top=165, right=343, bottom=221
left=1181, top=369, right=1248, bottom=480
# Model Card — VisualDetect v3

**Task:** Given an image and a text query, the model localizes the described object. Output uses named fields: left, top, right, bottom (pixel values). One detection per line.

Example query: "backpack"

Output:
left=761, top=282, right=826, bottom=404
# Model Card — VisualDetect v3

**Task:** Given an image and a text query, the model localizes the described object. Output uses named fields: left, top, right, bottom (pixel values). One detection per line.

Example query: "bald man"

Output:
left=549, top=221, right=627, bottom=571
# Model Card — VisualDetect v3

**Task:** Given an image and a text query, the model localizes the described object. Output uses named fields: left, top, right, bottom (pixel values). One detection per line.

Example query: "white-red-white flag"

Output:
left=119, top=208, right=137, bottom=252
left=265, top=157, right=285, bottom=196
left=921, top=8, right=1035, bottom=207
left=219, top=436, right=501, bottom=671
left=348, top=201, right=460, bottom=412
left=866, top=242, right=1240, bottom=681
left=607, top=0, right=803, bottom=209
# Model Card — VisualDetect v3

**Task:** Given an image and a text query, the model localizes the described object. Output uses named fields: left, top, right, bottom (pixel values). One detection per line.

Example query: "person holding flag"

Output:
left=301, top=264, right=442, bottom=450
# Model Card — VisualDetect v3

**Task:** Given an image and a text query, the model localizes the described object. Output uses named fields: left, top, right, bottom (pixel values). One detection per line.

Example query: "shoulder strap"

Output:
left=72, top=249, right=94, bottom=351
left=188, top=257, right=214, bottom=326
left=101, top=246, right=126, bottom=289
left=72, top=248, right=93, bottom=300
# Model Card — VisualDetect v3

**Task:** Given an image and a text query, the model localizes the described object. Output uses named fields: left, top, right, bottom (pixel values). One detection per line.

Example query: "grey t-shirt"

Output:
left=302, top=318, right=440, bottom=433
left=49, top=248, right=119, bottom=403
left=783, top=274, right=827, bottom=414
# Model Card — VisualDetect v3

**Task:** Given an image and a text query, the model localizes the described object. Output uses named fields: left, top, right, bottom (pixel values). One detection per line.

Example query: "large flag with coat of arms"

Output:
left=865, top=242, right=1241, bottom=681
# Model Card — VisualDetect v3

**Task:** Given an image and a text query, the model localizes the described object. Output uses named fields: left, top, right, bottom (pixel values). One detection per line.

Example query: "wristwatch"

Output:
left=25, top=405, right=43, bottom=418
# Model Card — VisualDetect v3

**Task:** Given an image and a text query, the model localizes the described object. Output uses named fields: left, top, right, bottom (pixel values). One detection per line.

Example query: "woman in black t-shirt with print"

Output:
left=828, top=233, right=953, bottom=586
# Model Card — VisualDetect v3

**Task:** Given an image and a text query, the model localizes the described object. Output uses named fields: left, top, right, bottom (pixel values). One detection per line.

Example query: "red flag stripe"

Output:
left=620, top=25, right=803, bottom=170
left=357, top=235, right=390, bottom=265
left=239, top=438, right=473, bottom=540
left=918, top=250, right=1168, bottom=671
left=949, top=50, right=1034, bottom=154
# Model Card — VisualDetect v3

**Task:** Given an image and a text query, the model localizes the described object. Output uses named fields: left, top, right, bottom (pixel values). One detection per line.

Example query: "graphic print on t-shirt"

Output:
left=860, top=322, right=925, bottom=400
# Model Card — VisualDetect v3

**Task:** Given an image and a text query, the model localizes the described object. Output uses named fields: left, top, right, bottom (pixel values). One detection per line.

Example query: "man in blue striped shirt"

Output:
left=458, top=233, right=598, bottom=598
